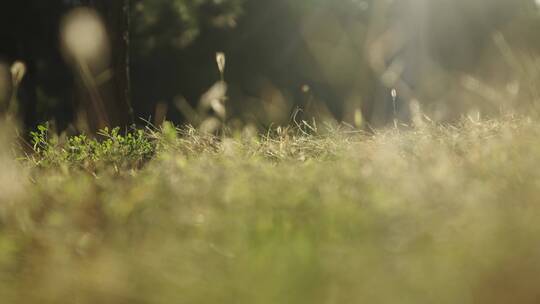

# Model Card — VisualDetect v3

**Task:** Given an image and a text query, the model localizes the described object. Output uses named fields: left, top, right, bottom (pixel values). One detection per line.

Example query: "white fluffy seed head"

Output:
left=10, top=61, right=26, bottom=86
left=60, top=8, right=110, bottom=66
left=216, top=52, right=226, bottom=75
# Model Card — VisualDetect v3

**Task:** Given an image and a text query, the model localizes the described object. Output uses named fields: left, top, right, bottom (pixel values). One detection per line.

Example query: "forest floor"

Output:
left=1, top=117, right=540, bottom=303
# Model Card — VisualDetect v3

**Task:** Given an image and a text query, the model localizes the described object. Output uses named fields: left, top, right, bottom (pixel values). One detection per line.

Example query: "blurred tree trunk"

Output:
left=103, top=0, right=134, bottom=127
left=82, top=0, right=134, bottom=131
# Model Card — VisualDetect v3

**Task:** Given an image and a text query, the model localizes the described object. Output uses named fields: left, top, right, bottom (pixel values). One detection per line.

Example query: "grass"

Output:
left=1, top=117, right=540, bottom=303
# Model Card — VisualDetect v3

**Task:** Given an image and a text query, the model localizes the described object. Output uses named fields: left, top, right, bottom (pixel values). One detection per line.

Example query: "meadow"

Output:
left=0, top=116, right=539, bottom=303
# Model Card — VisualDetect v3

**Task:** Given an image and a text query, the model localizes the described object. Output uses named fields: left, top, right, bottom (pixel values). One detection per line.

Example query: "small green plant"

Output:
left=29, top=123, right=155, bottom=171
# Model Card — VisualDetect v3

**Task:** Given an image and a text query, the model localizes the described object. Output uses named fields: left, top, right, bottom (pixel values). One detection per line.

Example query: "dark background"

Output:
left=1, top=0, right=540, bottom=131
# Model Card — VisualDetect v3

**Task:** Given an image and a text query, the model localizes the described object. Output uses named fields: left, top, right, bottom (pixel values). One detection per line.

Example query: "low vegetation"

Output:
left=1, top=117, right=540, bottom=303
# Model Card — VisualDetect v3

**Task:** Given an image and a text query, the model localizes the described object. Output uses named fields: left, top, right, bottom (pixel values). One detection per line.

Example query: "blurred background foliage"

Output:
left=130, top=0, right=540, bottom=128
left=132, top=0, right=245, bottom=52
left=2, top=0, right=540, bottom=130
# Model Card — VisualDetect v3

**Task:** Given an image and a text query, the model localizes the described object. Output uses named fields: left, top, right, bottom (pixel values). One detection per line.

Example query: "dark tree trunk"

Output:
left=82, top=0, right=134, bottom=131
left=101, top=0, right=134, bottom=127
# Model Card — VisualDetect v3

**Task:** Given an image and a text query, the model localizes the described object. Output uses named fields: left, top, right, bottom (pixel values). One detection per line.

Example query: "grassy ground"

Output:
left=1, top=117, right=540, bottom=303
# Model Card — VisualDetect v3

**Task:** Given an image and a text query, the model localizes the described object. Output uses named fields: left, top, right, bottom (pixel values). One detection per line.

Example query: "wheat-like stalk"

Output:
left=216, top=52, right=226, bottom=82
